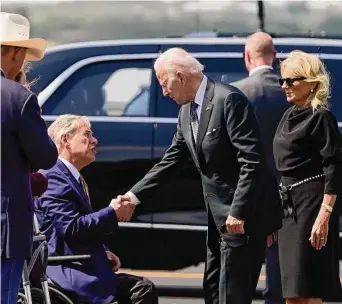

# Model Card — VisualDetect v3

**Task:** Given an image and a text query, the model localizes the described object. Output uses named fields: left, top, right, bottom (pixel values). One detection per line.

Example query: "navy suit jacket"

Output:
left=232, top=68, right=290, bottom=180
left=1, top=72, right=58, bottom=259
left=35, top=159, right=119, bottom=304
left=231, top=69, right=290, bottom=232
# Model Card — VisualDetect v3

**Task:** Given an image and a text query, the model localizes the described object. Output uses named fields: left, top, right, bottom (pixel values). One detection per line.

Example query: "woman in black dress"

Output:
left=273, top=50, right=342, bottom=304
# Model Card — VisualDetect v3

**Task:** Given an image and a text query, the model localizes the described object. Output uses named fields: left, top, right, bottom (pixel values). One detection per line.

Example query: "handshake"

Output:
left=109, top=194, right=135, bottom=222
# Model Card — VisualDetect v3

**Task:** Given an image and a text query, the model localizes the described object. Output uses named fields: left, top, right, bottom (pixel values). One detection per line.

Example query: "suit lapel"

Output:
left=185, top=103, right=197, bottom=155
left=196, top=79, right=215, bottom=155
left=56, top=160, right=92, bottom=212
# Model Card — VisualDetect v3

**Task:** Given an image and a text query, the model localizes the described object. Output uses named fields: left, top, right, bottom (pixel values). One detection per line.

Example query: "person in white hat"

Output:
left=1, top=12, right=58, bottom=304
left=1, top=12, right=47, bottom=79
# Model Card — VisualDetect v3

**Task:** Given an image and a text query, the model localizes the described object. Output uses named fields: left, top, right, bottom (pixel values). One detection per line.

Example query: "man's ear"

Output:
left=176, top=71, right=186, bottom=85
left=273, top=51, right=277, bottom=60
left=246, top=50, right=252, bottom=64
left=12, top=48, right=26, bottom=67
left=61, top=134, right=69, bottom=147
left=11, top=48, right=20, bottom=62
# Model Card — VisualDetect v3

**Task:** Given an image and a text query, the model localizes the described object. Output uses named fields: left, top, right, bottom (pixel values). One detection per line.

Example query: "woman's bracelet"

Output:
left=321, top=203, right=333, bottom=213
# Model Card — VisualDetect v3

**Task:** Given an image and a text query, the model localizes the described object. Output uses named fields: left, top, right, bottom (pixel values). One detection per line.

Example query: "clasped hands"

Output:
left=110, top=194, right=135, bottom=222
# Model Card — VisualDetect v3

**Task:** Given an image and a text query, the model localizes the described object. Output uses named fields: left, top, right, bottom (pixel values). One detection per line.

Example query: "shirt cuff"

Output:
left=126, top=191, right=141, bottom=205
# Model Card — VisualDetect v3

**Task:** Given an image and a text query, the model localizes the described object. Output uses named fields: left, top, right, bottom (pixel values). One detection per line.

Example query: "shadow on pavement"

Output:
left=156, top=287, right=342, bottom=302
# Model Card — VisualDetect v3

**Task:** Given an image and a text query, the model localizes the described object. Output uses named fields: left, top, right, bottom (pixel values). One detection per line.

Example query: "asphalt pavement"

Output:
left=120, top=261, right=342, bottom=303
left=159, top=299, right=273, bottom=304
left=159, top=299, right=258, bottom=303
left=159, top=299, right=342, bottom=304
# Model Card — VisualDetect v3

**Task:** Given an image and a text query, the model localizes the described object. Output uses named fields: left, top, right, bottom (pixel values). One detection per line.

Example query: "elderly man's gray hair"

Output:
left=154, top=47, right=204, bottom=77
left=48, top=114, right=90, bottom=151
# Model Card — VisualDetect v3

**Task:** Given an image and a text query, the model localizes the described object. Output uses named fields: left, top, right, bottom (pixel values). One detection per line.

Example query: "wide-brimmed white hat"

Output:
left=0, top=12, right=47, bottom=61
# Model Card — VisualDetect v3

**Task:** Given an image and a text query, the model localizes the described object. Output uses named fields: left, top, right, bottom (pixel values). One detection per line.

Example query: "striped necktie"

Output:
left=190, top=101, right=199, bottom=144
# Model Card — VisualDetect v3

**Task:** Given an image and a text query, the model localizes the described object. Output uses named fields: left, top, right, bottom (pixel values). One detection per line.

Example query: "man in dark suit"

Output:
left=231, top=32, right=289, bottom=304
left=1, top=12, right=58, bottom=303
left=119, top=48, right=282, bottom=304
left=13, top=67, right=50, bottom=200
left=35, top=115, right=158, bottom=304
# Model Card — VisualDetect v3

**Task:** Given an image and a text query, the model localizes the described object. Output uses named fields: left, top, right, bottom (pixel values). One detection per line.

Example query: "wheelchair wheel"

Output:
left=48, top=286, right=74, bottom=304
left=31, top=287, right=46, bottom=304
left=17, top=287, right=45, bottom=304
left=17, top=292, right=28, bottom=304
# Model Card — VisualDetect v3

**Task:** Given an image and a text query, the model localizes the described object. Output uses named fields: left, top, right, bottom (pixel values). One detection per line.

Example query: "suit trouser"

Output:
left=115, top=273, right=158, bottom=304
left=1, top=258, right=25, bottom=304
left=203, top=209, right=266, bottom=304
left=263, top=239, right=285, bottom=304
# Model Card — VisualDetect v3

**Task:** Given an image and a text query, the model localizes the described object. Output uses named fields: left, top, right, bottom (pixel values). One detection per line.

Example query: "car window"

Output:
left=42, top=60, right=153, bottom=117
left=156, top=57, right=248, bottom=118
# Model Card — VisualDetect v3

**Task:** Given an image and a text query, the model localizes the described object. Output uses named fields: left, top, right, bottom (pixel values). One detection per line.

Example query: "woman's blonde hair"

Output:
left=280, top=50, right=331, bottom=110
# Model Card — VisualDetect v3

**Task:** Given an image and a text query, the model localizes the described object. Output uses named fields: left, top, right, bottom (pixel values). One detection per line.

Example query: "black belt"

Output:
left=279, top=173, right=324, bottom=193
left=278, top=174, right=325, bottom=219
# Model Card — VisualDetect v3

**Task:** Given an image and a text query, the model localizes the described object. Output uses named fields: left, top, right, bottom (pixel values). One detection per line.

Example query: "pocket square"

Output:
left=206, top=128, right=217, bottom=136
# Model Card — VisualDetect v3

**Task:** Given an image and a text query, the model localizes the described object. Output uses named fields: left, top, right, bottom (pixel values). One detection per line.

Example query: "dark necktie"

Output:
left=190, top=102, right=199, bottom=144
left=79, top=175, right=92, bottom=209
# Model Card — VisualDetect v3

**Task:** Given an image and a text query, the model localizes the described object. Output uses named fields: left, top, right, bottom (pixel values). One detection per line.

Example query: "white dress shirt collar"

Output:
left=194, top=75, right=207, bottom=107
left=249, top=65, right=273, bottom=76
left=58, top=156, right=80, bottom=182
left=192, top=75, right=207, bottom=120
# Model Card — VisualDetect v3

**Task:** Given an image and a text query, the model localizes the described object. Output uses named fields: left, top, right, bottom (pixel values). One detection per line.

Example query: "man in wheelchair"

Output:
left=34, top=114, right=158, bottom=304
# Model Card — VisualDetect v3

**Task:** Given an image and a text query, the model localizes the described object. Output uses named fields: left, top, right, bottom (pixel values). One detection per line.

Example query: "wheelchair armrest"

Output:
left=33, top=234, right=46, bottom=242
left=48, top=255, right=91, bottom=263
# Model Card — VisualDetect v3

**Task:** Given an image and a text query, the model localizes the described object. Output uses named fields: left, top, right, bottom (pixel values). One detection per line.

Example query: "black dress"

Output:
left=273, top=106, right=342, bottom=299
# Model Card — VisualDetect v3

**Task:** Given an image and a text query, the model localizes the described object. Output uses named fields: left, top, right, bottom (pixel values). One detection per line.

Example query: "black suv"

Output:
left=30, top=37, right=342, bottom=269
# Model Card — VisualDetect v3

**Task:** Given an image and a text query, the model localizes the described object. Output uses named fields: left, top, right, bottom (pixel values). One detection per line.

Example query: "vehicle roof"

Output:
left=29, top=36, right=342, bottom=96
left=45, top=37, right=342, bottom=54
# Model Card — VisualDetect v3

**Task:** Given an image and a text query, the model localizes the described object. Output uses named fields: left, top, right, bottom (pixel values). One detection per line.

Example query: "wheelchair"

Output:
left=18, top=215, right=117, bottom=304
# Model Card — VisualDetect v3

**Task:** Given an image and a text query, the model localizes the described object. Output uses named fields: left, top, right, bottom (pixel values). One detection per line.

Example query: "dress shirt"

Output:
left=193, top=75, right=207, bottom=121
left=58, top=156, right=80, bottom=182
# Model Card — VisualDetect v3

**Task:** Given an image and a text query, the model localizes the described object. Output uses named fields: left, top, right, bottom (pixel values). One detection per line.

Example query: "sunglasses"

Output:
left=278, top=77, right=306, bottom=87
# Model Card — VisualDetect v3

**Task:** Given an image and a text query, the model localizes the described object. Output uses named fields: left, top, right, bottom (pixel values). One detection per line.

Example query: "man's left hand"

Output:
left=105, top=251, right=121, bottom=272
left=226, top=215, right=245, bottom=234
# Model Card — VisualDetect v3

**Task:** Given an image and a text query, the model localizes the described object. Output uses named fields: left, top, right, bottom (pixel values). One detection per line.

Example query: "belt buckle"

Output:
left=279, top=184, right=289, bottom=201
left=279, top=184, right=297, bottom=220
left=279, top=185, right=287, bottom=193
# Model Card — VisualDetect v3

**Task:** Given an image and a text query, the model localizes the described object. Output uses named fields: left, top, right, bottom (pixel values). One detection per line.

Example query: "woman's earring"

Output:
left=310, top=88, right=314, bottom=93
